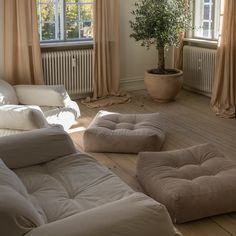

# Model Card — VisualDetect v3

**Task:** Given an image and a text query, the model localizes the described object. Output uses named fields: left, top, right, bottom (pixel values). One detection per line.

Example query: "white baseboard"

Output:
left=120, top=76, right=145, bottom=91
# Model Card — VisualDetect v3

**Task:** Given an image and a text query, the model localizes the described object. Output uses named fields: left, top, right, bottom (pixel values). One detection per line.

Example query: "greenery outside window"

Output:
left=37, top=0, right=94, bottom=43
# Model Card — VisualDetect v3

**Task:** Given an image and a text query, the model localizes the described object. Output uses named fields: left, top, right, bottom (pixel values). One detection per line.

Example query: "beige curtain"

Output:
left=174, top=33, right=185, bottom=70
left=4, top=0, right=44, bottom=85
left=83, top=0, right=130, bottom=108
left=210, top=0, right=236, bottom=118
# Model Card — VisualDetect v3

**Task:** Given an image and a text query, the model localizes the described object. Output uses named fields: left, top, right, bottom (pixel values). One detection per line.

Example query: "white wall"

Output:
left=0, top=0, right=4, bottom=78
left=120, top=0, right=157, bottom=90
left=120, top=0, right=174, bottom=91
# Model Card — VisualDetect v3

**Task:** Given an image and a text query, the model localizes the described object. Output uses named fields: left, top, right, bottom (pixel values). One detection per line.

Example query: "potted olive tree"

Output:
left=130, top=0, right=191, bottom=102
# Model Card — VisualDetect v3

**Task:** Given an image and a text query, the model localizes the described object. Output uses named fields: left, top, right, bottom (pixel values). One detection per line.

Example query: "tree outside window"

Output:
left=37, top=0, right=94, bottom=42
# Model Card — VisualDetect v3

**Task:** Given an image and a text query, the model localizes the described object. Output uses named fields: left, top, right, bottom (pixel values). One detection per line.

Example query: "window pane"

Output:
left=67, top=21, right=79, bottom=39
left=80, top=21, right=93, bottom=39
left=203, top=22, right=210, bottom=37
left=65, top=1, right=94, bottom=40
left=37, top=0, right=94, bottom=42
left=80, top=4, right=93, bottom=21
left=39, top=2, right=56, bottom=22
left=193, top=0, right=218, bottom=40
left=42, top=22, right=56, bottom=40
left=203, top=5, right=210, bottom=20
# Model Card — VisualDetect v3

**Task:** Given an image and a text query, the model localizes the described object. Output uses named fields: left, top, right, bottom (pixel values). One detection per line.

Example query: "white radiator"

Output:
left=183, top=45, right=216, bottom=97
left=42, top=49, right=94, bottom=99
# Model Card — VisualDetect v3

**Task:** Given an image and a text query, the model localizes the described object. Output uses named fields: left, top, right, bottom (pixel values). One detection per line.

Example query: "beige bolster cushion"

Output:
left=0, top=127, right=77, bottom=169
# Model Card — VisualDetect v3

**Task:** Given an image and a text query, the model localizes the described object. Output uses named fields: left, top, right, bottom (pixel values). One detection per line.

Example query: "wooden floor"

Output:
left=70, top=90, right=236, bottom=236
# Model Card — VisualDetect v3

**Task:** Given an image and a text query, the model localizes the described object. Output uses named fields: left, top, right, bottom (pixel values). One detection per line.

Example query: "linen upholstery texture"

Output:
left=83, top=111, right=166, bottom=153
left=0, top=127, right=76, bottom=169
left=4, top=0, right=44, bottom=85
left=210, top=0, right=236, bottom=118
left=0, top=159, right=44, bottom=236
left=26, top=193, right=178, bottom=236
left=137, top=143, right=236, bottom=223
left=0, top=127, right=180, bottom=236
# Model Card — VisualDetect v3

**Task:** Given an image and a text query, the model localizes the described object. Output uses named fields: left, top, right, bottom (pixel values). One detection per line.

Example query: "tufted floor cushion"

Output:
left=137, top=143, right=236, bottom=223
left=83, top=111, right=166, bottom=154
left=14, top=153, right=133, bottom=224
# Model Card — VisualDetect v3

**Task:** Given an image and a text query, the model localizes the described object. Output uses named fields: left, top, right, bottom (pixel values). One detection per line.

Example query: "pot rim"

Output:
left=146, top=68, right=183, bottom=77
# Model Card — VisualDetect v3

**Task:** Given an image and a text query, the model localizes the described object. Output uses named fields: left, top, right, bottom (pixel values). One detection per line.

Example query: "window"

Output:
left=37, top=0, right=94, bottom=43
left=192, top=0, right=222, bottom=40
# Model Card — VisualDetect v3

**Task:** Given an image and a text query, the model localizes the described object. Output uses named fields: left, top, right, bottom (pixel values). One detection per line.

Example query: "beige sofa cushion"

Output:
left=83, top=111, right=166, bottom=153
left=14, top=153, right=134, bottom=224
left=0, top=127, right=76, bottom=169
left=0, top=159, right=44, bottom=236
left=0, top=79, right=18, bottom=105
left=26, top=193, right=180, bottom=236
left=137, top=144, right=236, bottom=223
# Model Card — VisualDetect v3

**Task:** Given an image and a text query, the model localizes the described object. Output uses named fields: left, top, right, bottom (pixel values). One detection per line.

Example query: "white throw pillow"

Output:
left=0, top=105, right=49, bottom=131
left=0, top=80, right=18, bottom=105
left=14, top=85, right=71, bottom=107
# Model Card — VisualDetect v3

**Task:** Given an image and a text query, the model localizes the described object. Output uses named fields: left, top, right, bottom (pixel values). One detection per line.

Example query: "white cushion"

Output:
left=0, top=105, right=48, bottom=131
left=0, top=159, right=44, bottom=236
left=42, top=106, right=78, bottom=131
left=0, top=79, right=18, bottom=105
left=14, top=85, right=71, bottom=107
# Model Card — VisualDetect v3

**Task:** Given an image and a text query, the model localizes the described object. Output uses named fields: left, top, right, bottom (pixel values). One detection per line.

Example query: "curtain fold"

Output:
left=210, top=0, right=236, bottom=118
left=174, top=33, right=185, bottom=70
left=83, top=0, right=130, bottom=108
left=4, top=0, right=44, bottom=85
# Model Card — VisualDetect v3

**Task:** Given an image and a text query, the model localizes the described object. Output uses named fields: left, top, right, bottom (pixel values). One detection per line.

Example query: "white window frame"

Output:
left=190, top=0, right=221, bottom=41
left=37, top=0, right=94, bottom=44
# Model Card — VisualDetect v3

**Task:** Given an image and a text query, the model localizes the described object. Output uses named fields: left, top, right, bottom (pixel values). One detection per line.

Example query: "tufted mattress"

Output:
left=14, top=153, right=133, bottom=223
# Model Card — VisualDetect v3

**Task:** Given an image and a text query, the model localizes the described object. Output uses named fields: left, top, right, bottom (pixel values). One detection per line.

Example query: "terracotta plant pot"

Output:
left=144, top=69, right=183, bottom=102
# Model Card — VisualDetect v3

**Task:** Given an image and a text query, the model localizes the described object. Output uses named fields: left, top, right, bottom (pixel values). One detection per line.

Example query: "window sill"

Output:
left=40, top=41, right=94, bottom=48
left=184, top=38, right=218, bottom=49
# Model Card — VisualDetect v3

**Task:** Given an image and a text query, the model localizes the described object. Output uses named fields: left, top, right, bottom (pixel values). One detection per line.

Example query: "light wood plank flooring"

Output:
left=70, top=90, right=236, bottom=236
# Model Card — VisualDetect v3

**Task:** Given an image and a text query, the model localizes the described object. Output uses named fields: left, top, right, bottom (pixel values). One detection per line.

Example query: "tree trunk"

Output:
left=158, top=47, right=165, bottom=72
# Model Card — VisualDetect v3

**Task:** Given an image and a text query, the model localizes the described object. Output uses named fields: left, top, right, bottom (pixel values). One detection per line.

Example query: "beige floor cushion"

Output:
left=83, top=111, right=166, bottom=154
left=137, top=143, right=236, bottom=223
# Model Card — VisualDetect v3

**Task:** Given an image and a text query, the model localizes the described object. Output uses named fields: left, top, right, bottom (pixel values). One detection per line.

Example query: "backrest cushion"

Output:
left=0, top=79, right=18, bottom=105
left=14, top=85, right=70, bottom=107
left=0, top=159, right=44, bottom=236
left=0, top=126, right=77, bottom=169
left=0, top=105, right=49, bottom=131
